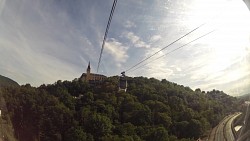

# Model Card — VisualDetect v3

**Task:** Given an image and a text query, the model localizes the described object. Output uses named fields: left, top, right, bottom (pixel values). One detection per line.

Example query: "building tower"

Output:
left=79, top=61, right=106, bottom=83
left=86, top=61, right=91, bottom=81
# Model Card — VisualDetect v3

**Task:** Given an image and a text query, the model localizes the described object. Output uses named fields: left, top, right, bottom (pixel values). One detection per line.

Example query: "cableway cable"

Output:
left=124, top=23, right=206, bottom=73
left=97, top=0, right=118, bottom=73
left=128, top=29, right=216, bottom=74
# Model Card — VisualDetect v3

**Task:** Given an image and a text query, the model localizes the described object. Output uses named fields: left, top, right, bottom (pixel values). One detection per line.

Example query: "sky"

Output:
left=0, top=0, right=250, bottom=96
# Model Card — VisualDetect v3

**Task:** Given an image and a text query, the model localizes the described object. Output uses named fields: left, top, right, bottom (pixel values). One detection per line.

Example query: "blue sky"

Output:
left=0, top=0, right=249, bottom=96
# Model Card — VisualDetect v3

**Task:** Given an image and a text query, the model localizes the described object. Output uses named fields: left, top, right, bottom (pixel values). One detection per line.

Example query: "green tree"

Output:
left=85, top=113, right=113, bottom=138
left=64, top=127, right=93, bottom=141
left=145, top=127, right=169, bottom=141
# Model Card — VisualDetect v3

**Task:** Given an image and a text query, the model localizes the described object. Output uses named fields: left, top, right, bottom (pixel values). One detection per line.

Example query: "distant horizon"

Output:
left=1, top=73, right=248, bottom=97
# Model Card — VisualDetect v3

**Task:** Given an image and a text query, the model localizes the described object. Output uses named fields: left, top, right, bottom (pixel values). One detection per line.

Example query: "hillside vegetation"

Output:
left=238, top=93, right=250, bottom=100
left=0, top=75, right=19, bottom=87
left=1, top=76, right=242, bottom=141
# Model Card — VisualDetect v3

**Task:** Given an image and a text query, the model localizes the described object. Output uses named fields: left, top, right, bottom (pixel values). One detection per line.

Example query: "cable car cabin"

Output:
left=119, top=77, right=127, bottom=92
left=119, top=71, right=127, bottom=92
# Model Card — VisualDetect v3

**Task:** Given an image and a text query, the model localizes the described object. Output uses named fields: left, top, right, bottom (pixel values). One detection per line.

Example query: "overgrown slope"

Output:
left=1, top=76, right=241, bottom=141
left=0, top=75, right=19, bottom=87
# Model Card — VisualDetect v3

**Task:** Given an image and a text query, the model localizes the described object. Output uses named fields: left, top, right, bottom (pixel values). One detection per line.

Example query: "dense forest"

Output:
left=0, top=76, right=242, bottom=141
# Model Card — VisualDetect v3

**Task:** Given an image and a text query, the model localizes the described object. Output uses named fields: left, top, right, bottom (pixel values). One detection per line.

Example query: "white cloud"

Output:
left=176, top=68, right=182, bottom=72
left=0, top=0, right=101, bottom=86
left=104, top=38, right=129, bottom=67
left=133, top=61, right=174, bottom=80
left=136, top=34, right=250, bottom=95
left=131, top=47, right=176, bottom=79
left=150, top=35, right=162, bottom=42
left=174, top=49, right=250, bottom=95
left=124, top=20, right=136, bottom=28
left=227, top=76, right=250, bottom=96
left=122, top=31, right=150, bottom=48
left=0, top=0, right=250, bottom=96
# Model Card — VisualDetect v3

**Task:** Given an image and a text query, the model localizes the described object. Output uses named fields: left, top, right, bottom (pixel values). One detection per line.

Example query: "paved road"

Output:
left=215, top=116, right=231, bottom=141
left=238, top=103, right=250, bottom=141
left=225, top=113, right=241, bottom=141
left=212, top=113, right=241, bottom=141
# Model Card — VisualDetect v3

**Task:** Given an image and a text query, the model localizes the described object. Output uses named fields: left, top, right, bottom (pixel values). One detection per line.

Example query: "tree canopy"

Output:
left=0, top=76, right=242, bottom=141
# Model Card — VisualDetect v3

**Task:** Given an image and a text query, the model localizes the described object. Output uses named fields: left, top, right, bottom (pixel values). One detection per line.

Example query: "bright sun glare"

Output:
left=189, top=0, right=250, bottom=79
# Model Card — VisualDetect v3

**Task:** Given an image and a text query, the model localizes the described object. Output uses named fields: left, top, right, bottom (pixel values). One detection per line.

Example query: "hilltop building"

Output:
left=80, top=62, right=106, bottom=83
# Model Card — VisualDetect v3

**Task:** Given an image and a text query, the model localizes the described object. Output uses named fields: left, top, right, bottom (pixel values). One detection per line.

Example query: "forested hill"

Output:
left=238, top=93, right=250, bottom=100
left=0, top=75, right=19, bottom=87
left=1, top=76, right=241, bottom=141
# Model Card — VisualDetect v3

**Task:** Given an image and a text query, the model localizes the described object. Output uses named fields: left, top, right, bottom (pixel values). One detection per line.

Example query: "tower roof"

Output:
left=87, top=61, right=90, bottom=70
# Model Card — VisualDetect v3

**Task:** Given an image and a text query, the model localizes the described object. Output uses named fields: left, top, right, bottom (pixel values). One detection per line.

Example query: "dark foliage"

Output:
left=0, top=75, right=19, bottom=87
left=1, top=77, right=241, bottom=141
